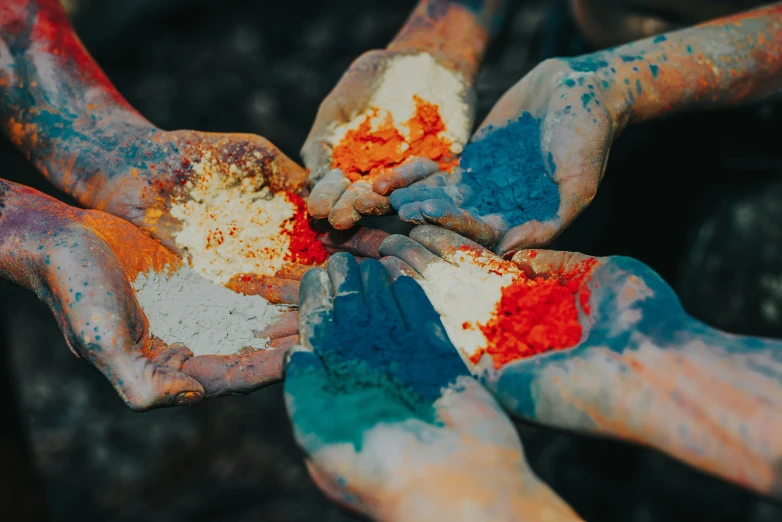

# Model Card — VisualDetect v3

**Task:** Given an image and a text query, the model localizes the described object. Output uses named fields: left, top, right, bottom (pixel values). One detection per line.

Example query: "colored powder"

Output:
left=331, top=96, right=458, bottom=181
left=132, top=265, right=286, bottom=356
left=285, top=275, right=467, bottom=451
left=282, top=192, right=329, bottom=265
left=472, top=259, right=597, bottom=369
left=459, top=112, right=559, bottom=224
left=171, top=152, right=327, bottom=285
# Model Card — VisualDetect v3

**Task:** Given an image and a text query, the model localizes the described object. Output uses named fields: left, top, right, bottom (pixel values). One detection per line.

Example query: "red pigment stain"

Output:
left=283, top=192, right=330, bottom=265
left=331, top=96, right=458, bottom=181
left=471, top=259, right=597, bottom=369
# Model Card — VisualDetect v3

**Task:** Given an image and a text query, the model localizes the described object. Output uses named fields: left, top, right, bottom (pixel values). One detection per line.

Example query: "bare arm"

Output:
left=388, top=0, right=507, bottom=79
left=0, top=0, right=157, bottom=206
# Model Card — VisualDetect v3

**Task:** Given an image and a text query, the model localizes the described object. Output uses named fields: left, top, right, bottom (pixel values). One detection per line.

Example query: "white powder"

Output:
left=327, top=53, right=471, bottom=153
left=170, top=153, right=297, bottom=285
left=417, top=250, right=520, bottom=364
left=132, top=265, right=286, bottom=356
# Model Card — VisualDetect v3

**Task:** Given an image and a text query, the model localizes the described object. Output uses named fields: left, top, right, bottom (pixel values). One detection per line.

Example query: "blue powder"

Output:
left=285, top=274, right=468, bottom=451
left=459, top=112, right=559, bottom=225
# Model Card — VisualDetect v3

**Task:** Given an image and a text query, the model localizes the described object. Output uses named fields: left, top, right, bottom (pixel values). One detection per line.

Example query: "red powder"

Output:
left=283, top=192, right=330, bottom=265
left=331, top=96, right=458, bottom=181
left=472, top=259, right=597, bottom=369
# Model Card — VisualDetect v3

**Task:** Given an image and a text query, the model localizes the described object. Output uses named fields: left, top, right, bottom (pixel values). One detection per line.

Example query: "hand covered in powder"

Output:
left=284, top=252, right=580, bottom=521
left=302, top=50, right=474, bottom=230
left=390, top=58, right=619, bottom=255
left=0, top=180, right=302, bottom=407
left=381, top=227, right=782, bottom=498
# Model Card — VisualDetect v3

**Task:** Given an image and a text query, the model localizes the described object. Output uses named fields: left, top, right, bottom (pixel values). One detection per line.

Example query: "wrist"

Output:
left=387, top=1, right=493, bottom=80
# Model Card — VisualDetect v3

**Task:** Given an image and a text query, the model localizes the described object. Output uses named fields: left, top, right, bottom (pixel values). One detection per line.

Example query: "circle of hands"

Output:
left=3, top=5, right=781, bottom=519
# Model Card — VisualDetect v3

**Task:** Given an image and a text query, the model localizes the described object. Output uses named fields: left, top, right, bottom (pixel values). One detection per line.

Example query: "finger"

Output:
left=275, top=263, right=315, bottom=280
left=329, top=180, right=371, bottom=230
left=225, top=274, right=300, bottom=305
left=510, top=249, right=596, bottom=278
left=419, top=200, right=500, bottom=248
left=495, top=220, right=562, bottom=256
left=397, top=202, right=427, bottom=224
left=148, top=340, right=194, bottom=371
left=320, top=227, right=390, bottom=258
left=308, top=169, right=350, bottom=219
left=257, top=309, right=299, bottom=339
left=373, top=158, right=439, bottom=196
left=390, top=276, right=453, bottom=351
left=379, top=256, right=421, bottom=282
left=326, top=252, right=367, bottom=326
left=353, top=191, right=391, bottom=216
left=181, top=348, right=286, bottom=398
left=378, top=234, right=444, bottom=274
left=408, top=224, right=492, bottom=260
left=299, top=268, right=335, bottom=349
left=269, top=334, right=300, bottom=351
left=359, top=259, right=405, bottom=330
left=389, top=184, right=463, bottom=211
left=301, top=139, right=335, bottom=187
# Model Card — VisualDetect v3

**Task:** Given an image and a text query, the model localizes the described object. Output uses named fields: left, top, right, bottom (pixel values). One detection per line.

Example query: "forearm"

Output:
left=387, top=0, right=507, bottom=78
left=619, top=322, right=782, bottom=498
left=0, top=1, right=156, bottom=202
left=567, top=3, right=782, bottom=128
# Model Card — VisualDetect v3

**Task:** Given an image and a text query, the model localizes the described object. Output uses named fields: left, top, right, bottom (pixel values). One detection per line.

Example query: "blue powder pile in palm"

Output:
left=459, top=111, right=559, bottom=224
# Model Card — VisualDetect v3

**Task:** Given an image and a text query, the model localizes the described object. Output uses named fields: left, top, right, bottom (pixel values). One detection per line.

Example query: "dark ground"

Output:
left=2, top=0, right=782, bottom=520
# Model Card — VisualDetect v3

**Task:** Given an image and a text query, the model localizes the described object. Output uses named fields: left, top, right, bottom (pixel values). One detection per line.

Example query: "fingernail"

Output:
left=175, top=391, right=202, bottom=406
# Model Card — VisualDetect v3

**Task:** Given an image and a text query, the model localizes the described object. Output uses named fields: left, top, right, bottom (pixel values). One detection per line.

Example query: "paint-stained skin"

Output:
left=389, top=3, right=782, bottom=256
left=283, top=253, right=582, bottom=520
left=301, top=0, right=506, bottom=228
left=385, top=226, right=782, bottom=501
left=0, top=0, right=322, bottom=271
left=0, top=180, right=303, bottom=408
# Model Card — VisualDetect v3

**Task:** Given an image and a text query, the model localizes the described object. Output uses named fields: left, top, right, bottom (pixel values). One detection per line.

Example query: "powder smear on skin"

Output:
left=472, top=258, right=597, bottom=369
left=328, top=53, right=470, bottom=181
left=132, top=265, right=287, bottom=356
left=170, top=152, right=328, bottom=285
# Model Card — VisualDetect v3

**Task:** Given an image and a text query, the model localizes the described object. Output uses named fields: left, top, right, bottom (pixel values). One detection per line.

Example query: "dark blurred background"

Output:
left=2, top=0, right=782, bottom=520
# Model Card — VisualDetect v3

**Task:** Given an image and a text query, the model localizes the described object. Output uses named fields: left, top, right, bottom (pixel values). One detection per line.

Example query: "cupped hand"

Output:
left=379, top=226, right=691, bottom=438
left=284, top=253, right=578, bottom=520
left=77, top=129, right=345, bottom=289
left=390, top=58, right=621, bottom=255
left=0, top=181, right=305, bottom=406
left=302, top=49, right=474, bottom=230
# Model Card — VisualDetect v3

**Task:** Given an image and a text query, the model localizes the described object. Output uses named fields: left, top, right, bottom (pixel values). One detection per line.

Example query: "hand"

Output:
left=0, top=181, right=302, bottom=406
left=284, top=253, right=580, bottom=521
left=381, top=226, right=782, bottom=498
left=389, top=58, right=619, bottom=255
left=0, top=2, right=340, bottom=287
left=302, top=49, right=474, bottom=230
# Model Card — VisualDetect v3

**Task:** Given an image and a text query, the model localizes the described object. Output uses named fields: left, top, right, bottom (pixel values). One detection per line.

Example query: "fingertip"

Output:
left=419, top=199, right=455, bottom=220
left=397, top=203, right=426, bottom=224
left=328, top=208, right=361, bottom=230
left=353, top=192, right=391, bottom=216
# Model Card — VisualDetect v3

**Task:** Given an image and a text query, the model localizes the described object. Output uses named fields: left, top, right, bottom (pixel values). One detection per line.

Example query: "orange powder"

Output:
left=331, top=96, right=458, bottom=181
left=471, top=259, right=597, bottom=369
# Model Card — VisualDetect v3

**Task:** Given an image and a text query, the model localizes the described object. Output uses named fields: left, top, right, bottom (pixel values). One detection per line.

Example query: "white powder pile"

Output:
left=170, top=152, right=297, bottom=285
left=132, top=265, right=286, bottom=356
left=327, top=53, right=471, bottom=153
left=416, top=250, right=521, bottom=363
